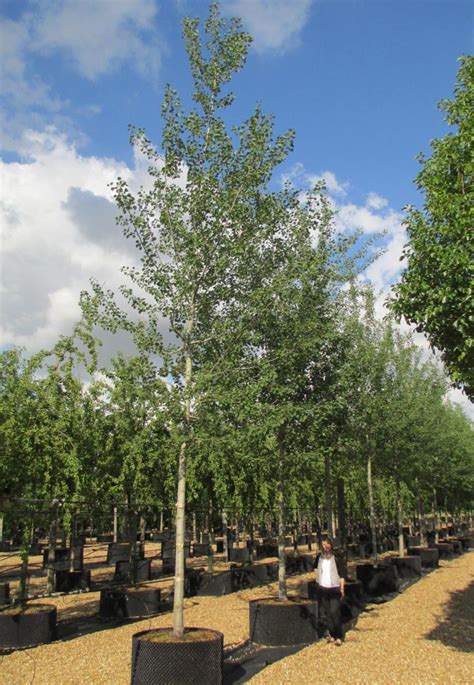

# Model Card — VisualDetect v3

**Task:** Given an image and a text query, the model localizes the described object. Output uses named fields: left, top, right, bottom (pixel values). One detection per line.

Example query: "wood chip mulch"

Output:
left=0, top=552, right=473, bottom=684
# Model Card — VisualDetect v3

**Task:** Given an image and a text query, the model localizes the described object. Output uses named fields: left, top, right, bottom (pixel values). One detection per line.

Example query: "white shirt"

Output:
left=320, top=557, right=334, bottom=588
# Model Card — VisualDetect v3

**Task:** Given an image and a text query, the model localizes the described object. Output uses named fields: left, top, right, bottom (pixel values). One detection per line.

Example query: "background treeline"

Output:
left=1, top=281, right=472, bottom=544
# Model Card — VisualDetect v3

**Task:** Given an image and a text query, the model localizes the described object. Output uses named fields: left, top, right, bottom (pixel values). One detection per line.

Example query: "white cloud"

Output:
left=0, top=0, right=163, bottom=152
left=34, top=0, right=162, bottom=81
left=366, top=192, right=388, bottom=210
left=225, top=0, right=312, bottom=54
left=0, top=129, right=135, bottom=352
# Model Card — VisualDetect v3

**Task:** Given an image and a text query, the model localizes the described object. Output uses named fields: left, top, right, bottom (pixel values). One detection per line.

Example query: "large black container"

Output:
left=356, top=563, right=399, bottom=596
left=0, top=604, right=57, bottom=648
left=228, top=547, right=250, bottom=563
left=249, top=597, right=319, bottom=646
left=407, top=547, right=439, bottom=568
left=131, top=627, right=223, bottom=685
left=193, top=543, right=211, bottom=557
left=115, top=559, right=152, bottom=583
left=54, top=570, right=91, bottom=592
left=43, top=546, right=83, bottom=572
left=107, top=543, right=145, bottom=566
left=429, top=542, right=454, bottom=560
left=126, top=587, right=162, bottom=618
left=0, top=583, right=10, bottom=606
left=386, top=555, right=422, bottom=579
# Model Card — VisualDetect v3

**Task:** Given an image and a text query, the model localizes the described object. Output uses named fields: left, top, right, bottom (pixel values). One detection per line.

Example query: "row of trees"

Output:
left=2, top=284, right=472, bottom=536
left=1, top=5, right=472, bottom=631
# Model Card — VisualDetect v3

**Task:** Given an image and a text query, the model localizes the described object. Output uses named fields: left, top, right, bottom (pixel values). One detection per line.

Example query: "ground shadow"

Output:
left=425, top=580, right=474, bottom=653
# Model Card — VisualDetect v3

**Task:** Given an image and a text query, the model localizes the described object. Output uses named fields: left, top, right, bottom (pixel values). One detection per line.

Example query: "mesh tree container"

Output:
left=249, top=597, right=319, bottom=646
left=0, top=604, right=57, bottom=649
left=131, top=627, right=223, bottom=685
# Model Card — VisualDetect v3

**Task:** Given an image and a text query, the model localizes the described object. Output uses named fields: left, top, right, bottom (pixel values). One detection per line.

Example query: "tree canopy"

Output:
left=390, top=55, right=474, bottom=399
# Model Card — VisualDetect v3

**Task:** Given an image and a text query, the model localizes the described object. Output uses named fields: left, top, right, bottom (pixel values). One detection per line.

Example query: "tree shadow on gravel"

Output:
left=425, top=581, right=474, bottom=653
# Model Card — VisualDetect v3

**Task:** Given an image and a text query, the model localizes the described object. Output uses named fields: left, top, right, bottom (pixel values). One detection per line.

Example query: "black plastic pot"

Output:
left=131, top=627, right=223, bottom=685
left=99, top=588, right=128, bottom=618
left=126, top=587, right=162, bottom=618
left=161, top=541, right=191, bottom=560
left=43, top=546, right=83, bottom=572
left=114, top=559, right=152, bottom=583
left=215, top=540, right=224, bottom=554
left=54, top=570, right=91, bottom=592
left=285, top=554, right=313, bottom=574
left=386, top=555, right=422, bottom=579
left=107, top=543, right=145, bottom=566
left=0, top=583, right=10, bottom=606
left=429, top=542, right=454, bottom=560
left=249, top=597, right=319, bottom=646
left=255, top=544, right=278, bottom=559
left=407, top=547, right=439, bottom=568
left=193, top=543, right=211, bottom=557
left=228, top=547, right=250, bottom=563
left=457, top=536, right=472, bottom=551
left=355, top=563, right=399, bottom=596
left=447, top=539, right=463, bottom=555
left=0, top=604, right=57, bottom=648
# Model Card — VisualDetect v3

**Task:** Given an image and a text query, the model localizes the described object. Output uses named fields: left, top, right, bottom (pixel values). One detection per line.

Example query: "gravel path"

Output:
left=0, top=552, right=472, bottom=685
left=250, top=552, right=474, bottom=685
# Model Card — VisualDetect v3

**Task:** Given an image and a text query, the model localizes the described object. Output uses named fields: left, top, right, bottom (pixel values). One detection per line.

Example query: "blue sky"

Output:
left=1, top=0, right=472, bottom=413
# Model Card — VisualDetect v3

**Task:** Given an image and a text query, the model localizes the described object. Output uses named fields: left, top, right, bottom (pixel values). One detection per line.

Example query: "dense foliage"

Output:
left=390, top=56, right=474, bottom=399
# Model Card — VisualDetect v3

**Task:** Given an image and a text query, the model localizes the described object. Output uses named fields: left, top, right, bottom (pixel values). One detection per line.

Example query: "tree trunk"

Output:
left=418, top=494, right=427, bottom=547
left=128, top=503, right=139, bottom=586
left=173, top=440, right=187, bottom=636
left=113, top=506, right=118, bottom=543
left=222, top=509, right=229, bottom=561
left=19, top=527, right=30, bottom=604
left=0, top=513, right=3, bottom=542
left=159, top=509, right=164, bottom=532
left=367, top=452, right=378, bottom=564
left=277, top=432, right=287, bottom=601
left=324, top=450, right=333, bottom=537
left=337, top=478, right=347, bottom=559
left=172, top=341, right=192, bottom=638
left=432, top=488, right=439, bottom=544
left=396, top=478, right=404, bottom=556
left=46, top=512, right=58, bottom=594
left=139, top=514, right=146, bottom=543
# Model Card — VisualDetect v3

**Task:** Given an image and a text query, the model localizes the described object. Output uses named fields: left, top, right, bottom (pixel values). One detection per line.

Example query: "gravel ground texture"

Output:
left=0, top=551, right=472, bottom=684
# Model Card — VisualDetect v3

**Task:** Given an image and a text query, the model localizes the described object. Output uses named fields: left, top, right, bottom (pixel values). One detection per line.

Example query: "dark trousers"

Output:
left=318, top=586, right=343, bottom=640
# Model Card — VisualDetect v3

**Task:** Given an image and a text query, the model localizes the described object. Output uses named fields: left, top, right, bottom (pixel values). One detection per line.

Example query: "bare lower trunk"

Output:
left=207, top=501, right=214, bottom=574
left=0, top=513, right=3, bottom=542
left=159, top=509, right=164, bottom=532
left=367, top=453, right=378, bottom=564
left=433, top=489, right=439, bottom=544
left=418, top=494, right=427, bottom=547
left=19, top=526, right=30, bottom=604
left=277, top=434, right=287, bottom=601
left=324, top=451, right=333, bottom=537
left=46, top=513, right=58, bottom=594
left=139, top=515, right=146, bottom=543
left=113, top=506, right=118, bottom=543
left=337, top=478, right=347, bottom=560
left=173, top=440, right=187, bottom=636
left=192, top=511, right=197, bottom=542
left=222, top=509, right=229, bottom=561
left=396, top=478, right=404, bottom=556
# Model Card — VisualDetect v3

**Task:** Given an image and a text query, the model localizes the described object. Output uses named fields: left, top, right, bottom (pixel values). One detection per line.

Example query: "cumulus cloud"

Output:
left=0, top=0, right=163, bottom=151
left=0, top=129, right=135, bottom=352
left=225, top=0, right=313, bottom=54
left=34, top=0, right=162, bottom=81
